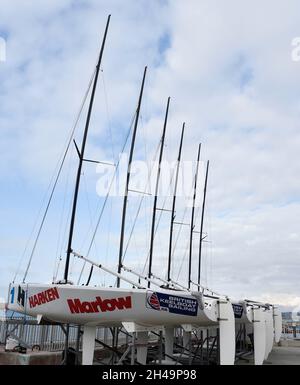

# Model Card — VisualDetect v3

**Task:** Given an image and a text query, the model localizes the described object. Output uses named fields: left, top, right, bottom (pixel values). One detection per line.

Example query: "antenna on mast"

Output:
left=63, top=15, right=111, bottom=284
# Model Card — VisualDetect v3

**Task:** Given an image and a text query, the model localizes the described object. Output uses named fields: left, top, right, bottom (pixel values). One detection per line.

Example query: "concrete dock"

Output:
left=264, top=346, right=300, bottom=365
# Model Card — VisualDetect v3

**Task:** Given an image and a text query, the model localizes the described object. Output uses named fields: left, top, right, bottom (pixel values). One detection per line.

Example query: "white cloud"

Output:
left=0, top=0, right=299, bottom=306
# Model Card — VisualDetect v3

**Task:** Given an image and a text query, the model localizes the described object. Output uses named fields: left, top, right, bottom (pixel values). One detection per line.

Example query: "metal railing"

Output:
left=0, top=317, right=114, bottom=352
left=282, top=322, right=300, bottom=340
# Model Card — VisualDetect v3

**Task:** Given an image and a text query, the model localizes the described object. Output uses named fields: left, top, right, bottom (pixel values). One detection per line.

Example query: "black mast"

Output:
left=167, top=124, right=185, bottom=283
left=148, top=97, right=170, bottom=287
left=117, top=66, right=147, bottom=287
left=63, top=15, right=111, bottom=283
left=198, top=160, right=209, bottom=288
left=188, top=143, right=201, bottom=289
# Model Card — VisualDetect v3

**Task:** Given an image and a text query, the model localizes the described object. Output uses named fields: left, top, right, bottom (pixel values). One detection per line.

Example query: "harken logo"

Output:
left=29, top=287, right=60, bottom=308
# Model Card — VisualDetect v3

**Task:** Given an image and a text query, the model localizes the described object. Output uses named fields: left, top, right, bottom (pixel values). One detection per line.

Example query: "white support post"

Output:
left=218, top=300, right=235, bottom=365
left=253, top=307, right=265, bottom=365
left=82, top=325, right=96, bottom=365
left=136, top=331, right=148, bottom=365
left=182, top=330, right=190, bottom=355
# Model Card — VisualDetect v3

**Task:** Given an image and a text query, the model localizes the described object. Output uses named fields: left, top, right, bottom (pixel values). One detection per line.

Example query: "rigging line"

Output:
left=13, top=156, right=66, bottom=282
left=140, top=114, right=151, bottom=261
left=170, top=164, right=200, bottom=279
left=121, top=138, right=161, bottom=264
left=123, top=205, right=140, bottom=267
left=140, top=165, right=177, bottom=275
left=77, top=171, right=100, bottom=254
left=54, top=182, right=76, bottom=282
left=170, top=193, right=192, bottom=259
left=14, top=135, right=77, bottom=282
left=117, top=67, right=148, bottom=288
left=157, top=158, right=200, bottom=285
left=175, top=235, right=190, bottom=282
left=82, top=172, right=101, bottom=285
left=103, top=197, right=113, bottom=286
left=53, top=141, right=74, bottom=282
left=53, top=255, right=63, bottom=284
left=13, top=207, right=44, bottom=282
left=22, top=68, right=96, bottom=283
left=210, top=208, right=213, bottom=287
left=77, top=111, right=137, bottom=284
left=64, top=15, right=111, bottom=283
left=101, top=72, right=116, bottom=163
left=75, top=75, right=118, bottom=256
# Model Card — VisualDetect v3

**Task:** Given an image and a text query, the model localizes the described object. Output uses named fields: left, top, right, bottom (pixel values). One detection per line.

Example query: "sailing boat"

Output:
left=6, top=15, right=281, bottom=365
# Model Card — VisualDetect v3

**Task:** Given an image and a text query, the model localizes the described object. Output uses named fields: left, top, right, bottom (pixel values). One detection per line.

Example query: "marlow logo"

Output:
left=67, top=295, right=132, bottom=314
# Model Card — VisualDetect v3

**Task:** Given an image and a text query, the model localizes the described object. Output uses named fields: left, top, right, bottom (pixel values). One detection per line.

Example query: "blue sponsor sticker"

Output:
left=146, top=292, right=198, bottom=316
left=232, top=303, right=244, bottom=319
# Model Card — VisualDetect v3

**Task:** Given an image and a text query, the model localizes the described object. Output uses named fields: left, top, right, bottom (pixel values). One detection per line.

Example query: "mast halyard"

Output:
left=198, top=159, right=209, bottom=288
left=148, top=97, right=170, bottom=288
left=63, top=15, right=111, bottom=283
left=188, top=143, right=201, bottom=289
left=167, top=124, right=185, bottom=283
left=117, top=66, right=147, bottom=288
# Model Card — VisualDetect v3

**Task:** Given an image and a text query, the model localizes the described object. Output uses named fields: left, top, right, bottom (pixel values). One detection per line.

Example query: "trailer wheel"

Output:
left=32, top=344, right=41, bottom=352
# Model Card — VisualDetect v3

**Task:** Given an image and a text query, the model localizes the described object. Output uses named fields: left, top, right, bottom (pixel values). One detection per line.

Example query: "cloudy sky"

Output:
left=0, top=0, right=300, bottom=310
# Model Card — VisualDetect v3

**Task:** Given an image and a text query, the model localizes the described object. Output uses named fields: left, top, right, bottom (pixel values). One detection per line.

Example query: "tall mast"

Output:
left=188, top=143, right=201, bottom=289
left=167, top=124, right=185, bottom=283
left=63, top=15, right=111, bottom=283
left=148, top=97, right=170, bottom=287
left=117, top=66, right=147, bottom=287
left=198, top=160, right=209, bottom=288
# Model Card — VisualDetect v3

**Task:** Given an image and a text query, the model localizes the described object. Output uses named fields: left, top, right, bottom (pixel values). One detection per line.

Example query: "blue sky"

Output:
left=1, top=0, right=300, bottom=309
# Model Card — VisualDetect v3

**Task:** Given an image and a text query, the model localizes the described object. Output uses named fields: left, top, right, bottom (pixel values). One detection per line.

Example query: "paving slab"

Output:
left=264, top=346, right=300, bottom=365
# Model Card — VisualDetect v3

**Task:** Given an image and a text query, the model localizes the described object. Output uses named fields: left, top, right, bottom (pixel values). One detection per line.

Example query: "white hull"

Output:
left=7, top=283, right=280, bottom=365
left=8, top=283, right=220, bottom=327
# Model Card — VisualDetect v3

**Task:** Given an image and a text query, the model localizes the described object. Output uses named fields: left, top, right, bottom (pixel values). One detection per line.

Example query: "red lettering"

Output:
left=37, top=292, right=46, bottom=305
left=33, top=295, right=39, bottom=307
left=47, top=289, right=53, bottom=301
left=67, top=299, right=83, bottom=314
left=67, top=295, right=132, bottom=314
left=29, top=297, right=34, bottom=308
left=82, top=302, right=94, bottom=313
left=91, top=297, right=102, bottom=312
left=102, top=299, right=115, bottom=311
left=52, top=287, right=59, bottom=300
left=115, top=296, right=132, bottom=310
left=28, top=287, right=60, bottom=309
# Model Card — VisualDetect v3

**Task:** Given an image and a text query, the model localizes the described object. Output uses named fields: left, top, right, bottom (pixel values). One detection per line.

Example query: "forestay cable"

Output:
left=21, top=68, right=96, bottom=283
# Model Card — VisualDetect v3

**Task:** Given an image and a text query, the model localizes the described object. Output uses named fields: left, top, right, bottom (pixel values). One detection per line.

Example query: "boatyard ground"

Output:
left=0, top=341, right=299, bottom=365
